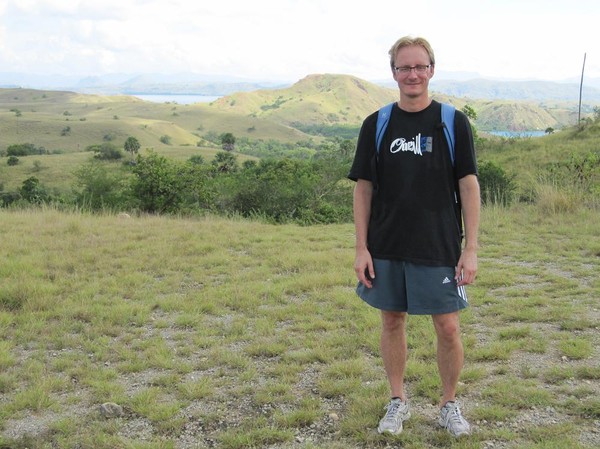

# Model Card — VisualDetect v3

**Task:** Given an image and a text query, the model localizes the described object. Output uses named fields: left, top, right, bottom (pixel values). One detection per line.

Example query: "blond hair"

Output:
left=388, top=36, right=435, bottom=69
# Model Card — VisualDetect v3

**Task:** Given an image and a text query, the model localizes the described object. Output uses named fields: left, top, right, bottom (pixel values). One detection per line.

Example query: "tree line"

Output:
left=1, top=139, right=355, bottom=225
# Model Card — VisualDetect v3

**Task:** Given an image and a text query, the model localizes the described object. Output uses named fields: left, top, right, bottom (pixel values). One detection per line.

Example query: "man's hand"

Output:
left=455, top=247, right=477, bottom=286
left=355, top=248, right=375, bottom=288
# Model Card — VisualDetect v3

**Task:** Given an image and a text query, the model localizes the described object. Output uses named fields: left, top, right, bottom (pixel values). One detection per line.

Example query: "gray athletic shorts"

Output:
left=356, top=259, right=468, bottom=315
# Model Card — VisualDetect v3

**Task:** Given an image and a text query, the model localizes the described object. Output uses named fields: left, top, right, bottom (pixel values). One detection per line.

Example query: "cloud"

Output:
left=0, top=0, right=598, bottom=82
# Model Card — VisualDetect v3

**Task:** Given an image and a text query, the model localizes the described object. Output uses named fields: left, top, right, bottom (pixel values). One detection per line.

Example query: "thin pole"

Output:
left=578, top=53, right=586, bottom=127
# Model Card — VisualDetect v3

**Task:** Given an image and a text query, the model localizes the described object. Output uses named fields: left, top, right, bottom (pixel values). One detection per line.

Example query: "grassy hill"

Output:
left=208, top=74, right=398, bottom=126
left=1, top=76, right=591, bottom=158
left=1, top=77, right=599, bottom=200
left=0, top=88, right=315, bottom=152
left=207, top=74, right=590, bottom=132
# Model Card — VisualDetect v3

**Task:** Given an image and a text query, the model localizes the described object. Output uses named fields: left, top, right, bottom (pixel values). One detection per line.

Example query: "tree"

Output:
left=130, top=151, right=181, bottom=213
left=461, top=105, right=477, bottom=121
left=220, top=133, right=236, bottom=151
left=130, top=151, right=213, bottom=213
left=87, top=143, right=123, bottom=160
left=460, top=104, right=481, bottom=146
left=478, top=161, right=515, bottom=205
left=124, top=136, right=141, bottom=157
left=211, top=151, right=239, bottom=173
left=75, top=161, right=126, bottom=210
left=20, top=177, right=48, bottom=203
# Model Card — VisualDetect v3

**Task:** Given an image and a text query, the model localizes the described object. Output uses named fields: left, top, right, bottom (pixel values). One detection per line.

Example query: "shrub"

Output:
left=188, top=155, right=205, bottom=165
left=478, top=161, right=516, bottom=205
left=6, top=143, right=44, bottom=156
left=0, top=191, right=21, bottom=207
left=7, top=156, right=19, bottom=166
left=86, top=143, right=124, bottom=161
left=218, top=157, right=352, bottom=224
left=129, top=152, right=212, bottom=213
left=19, top=177, right=48, bottom=203
left=74, top=161, right=128, bottom=210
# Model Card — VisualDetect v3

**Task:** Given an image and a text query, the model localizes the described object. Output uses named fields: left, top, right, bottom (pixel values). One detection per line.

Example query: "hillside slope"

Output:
left=208, top=74, right=398, bottom=126
left=0, top=88, right=315, bottom=155
left=208, top=74, right=585, bottom=132
left=0, top=74, right=594, bottom=160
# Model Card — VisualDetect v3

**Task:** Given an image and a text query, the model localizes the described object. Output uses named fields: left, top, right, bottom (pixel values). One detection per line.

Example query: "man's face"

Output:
left=392, top=45, right=434, bottom=99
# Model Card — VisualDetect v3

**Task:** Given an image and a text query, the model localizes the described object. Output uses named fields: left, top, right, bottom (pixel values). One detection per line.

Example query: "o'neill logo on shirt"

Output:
left=390, top=134, right=433, bottom=156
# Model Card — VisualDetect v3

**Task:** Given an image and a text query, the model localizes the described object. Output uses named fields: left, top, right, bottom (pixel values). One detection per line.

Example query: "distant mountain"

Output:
left=3, top=71, right=600, bottom=103
left=375, top=76, right=600, bottom=103
left=207, top=74, right=589, bottom=132
left=0, top=72, right=286, bottom=95
left=429, top=78, right=600, bottom=102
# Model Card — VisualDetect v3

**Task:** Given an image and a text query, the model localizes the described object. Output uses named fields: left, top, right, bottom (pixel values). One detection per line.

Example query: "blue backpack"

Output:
left=375, top=102, right=456, bottom=164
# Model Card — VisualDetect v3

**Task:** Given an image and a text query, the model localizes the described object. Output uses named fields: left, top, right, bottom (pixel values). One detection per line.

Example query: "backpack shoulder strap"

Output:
left=376, top=102, right=456, bottom=165
left=441, top=103, right=456, bottom=165
left=376, top=102, right=394, bottom=155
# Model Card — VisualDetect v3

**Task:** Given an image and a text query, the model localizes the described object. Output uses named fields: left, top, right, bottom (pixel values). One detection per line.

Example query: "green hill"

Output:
left=207, top=74, right=587, bottom=132
left=1, top=76, right=599, bottom=198
left=208, top=74, right=398, bottom=126
left=0, top=88, right=315, bottom=157
left=1, top=75, right=591, bottom=159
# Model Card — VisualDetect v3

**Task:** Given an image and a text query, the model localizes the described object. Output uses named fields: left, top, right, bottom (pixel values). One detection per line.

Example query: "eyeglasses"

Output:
left=393, top=64, right=431, bottom=74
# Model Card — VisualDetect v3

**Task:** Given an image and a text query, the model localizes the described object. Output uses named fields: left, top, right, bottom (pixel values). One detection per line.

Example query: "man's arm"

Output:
left=456, top=174, right=480, bottom=286
left=354, top=179, right=375, bottom=288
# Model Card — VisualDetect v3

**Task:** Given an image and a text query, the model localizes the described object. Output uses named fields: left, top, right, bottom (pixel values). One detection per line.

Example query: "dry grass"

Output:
left=0, top=205, right=598, bottom=448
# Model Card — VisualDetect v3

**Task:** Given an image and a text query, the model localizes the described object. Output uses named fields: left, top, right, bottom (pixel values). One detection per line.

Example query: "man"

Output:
left=348, top=36, right=480, bottom=437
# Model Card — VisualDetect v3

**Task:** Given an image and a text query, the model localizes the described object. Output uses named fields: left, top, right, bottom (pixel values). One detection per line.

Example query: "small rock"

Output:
left=99, top=402, right=124, bottom=418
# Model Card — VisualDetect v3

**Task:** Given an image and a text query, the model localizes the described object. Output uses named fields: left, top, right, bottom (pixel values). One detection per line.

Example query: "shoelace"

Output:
left=384, top=401, right=402, bottom=420
left=445, top=405, right=465, bottom=426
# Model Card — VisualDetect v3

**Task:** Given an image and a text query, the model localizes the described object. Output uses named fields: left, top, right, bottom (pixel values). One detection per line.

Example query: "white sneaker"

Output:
left=377, top=398, right=411, bottom=435
left=439, top=401, right=471, bottom=436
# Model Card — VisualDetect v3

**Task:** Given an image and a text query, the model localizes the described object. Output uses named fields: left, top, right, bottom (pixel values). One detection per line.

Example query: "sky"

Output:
left=0, top=0, right=599, bottom=84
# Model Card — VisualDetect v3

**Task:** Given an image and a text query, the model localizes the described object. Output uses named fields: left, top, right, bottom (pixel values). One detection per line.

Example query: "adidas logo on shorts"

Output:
left=442, top=277, right=452, bottom=284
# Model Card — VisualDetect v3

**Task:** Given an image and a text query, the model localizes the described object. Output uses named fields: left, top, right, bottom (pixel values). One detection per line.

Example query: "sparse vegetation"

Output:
left=0, top=204, right=597, bottom=448
left=0, top=82, right=598, bottom=448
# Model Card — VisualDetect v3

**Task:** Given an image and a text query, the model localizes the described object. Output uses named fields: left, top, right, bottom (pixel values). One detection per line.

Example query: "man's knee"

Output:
left=433, top=313, right=461, bottom=341
left=381, top=311, right=407, bottom=332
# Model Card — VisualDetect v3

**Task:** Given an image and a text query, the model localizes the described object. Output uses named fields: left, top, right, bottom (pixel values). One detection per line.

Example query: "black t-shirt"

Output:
left=348, top=100, right=478, bottom=267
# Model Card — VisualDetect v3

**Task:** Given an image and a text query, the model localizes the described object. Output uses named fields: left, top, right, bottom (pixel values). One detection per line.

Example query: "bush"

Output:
left=217, top=157, right=352, bottom=224
left=188, top=155, right=205, bottom=165
left=86, top=143, right=124, bottom=160
left=0, top=191, right=21, bottom=207
left=19, top=177, right=48, bottom=204
left=74, top=161, right=129, bottom=210
left=6, top=143, right=45, bottom=156
left=7, top=156, right=19, bottom=166
left=130, top=151, right=213, bottom=213
left=478, top=161, right=516, bottom=205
